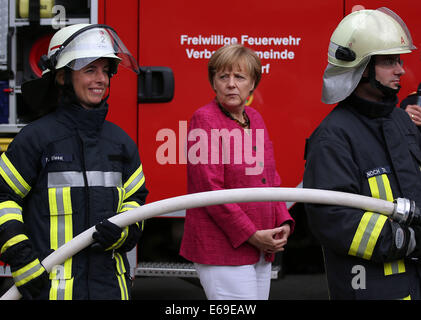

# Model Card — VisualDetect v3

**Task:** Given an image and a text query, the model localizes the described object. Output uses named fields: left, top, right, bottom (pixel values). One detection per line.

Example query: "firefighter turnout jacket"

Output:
left=304, top=94, right=421, bottom=300
left=0, top=98, right=148, bottom=299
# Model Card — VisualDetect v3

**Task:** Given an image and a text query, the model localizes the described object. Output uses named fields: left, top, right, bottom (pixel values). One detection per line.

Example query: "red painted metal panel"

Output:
left=138, top=0, right=343, bottom=203
left=101, top=0, right=139, bottom=143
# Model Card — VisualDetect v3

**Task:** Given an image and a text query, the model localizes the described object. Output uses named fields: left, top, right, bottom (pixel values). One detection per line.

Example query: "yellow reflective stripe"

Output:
left=49, top=188, right=58, bottom=250
left=0, top=153, right=31, bottom=198
left=0, top=200, right=22, bottom=210
left=119, top=201, right=142, bottom=229
left=116, top=187, right=125, bottom=213
left=0, top=201, right=23, bottom=225
left=368, top=177, right=380, bottom=199
left=49, top=275, right=74, bottom=300
left=63, top=277, right=74, bottom=300
left=368, top=175, right=393, bottom=202
left=107, top=226, right=129, bottom=251
left=384, top=259, right=406, bottom=276
left=0, top=200, right=23, bottom=226
left=380, top=175, right=393, bottom=202
left=0, top=213, right=23, bottom=225
left=114, top=252, right=128, bottom=300
left=48, top=186, right=73, bottom=299
left=63, top=187, right=72, bottom=215
left=368, top=173, right=406, bottom=275
left=123, top=165, right=145, bottom=199
left=12, top=258, right=44, bottom=287
left=120, top=201, right=140, bottom=213
left=1, top=234, right=28, bottom=254
left=49, top=279, right=59, bottom=300
left=349, top=212, right=387, bottom=259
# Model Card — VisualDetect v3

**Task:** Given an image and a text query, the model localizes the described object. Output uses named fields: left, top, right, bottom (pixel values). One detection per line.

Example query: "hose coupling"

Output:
left=392, top=198, right=420, bottom=226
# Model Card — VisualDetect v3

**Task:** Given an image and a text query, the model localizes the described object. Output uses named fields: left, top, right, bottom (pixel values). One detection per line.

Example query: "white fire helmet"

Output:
left=22, top=24, right=139, bottom=111
left=41, top=23, right=138, bottom=75
left=322, top=7, right=416, bottom=104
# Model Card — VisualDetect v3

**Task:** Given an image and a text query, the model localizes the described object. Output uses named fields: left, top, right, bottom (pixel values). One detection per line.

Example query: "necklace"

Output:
left=217, top=103, right=250, bottom=128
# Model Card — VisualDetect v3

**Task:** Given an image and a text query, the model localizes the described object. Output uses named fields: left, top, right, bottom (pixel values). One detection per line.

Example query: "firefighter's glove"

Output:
left=386, top=222, right=421, bottom=261
left=408, top=225, right=421, bottom=259
left=2, top=242, right=49, bottom=299
left=92, top=219, right=140, bottom=252
left=92, top=219, right=122, bottom=251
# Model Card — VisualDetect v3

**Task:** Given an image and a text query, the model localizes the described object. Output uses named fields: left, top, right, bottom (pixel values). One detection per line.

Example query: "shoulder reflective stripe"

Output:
left=0, top=153, right=31, bottom=198
left=114, top=252, right=128, bottom=300
left=12, top=258, right=44, bottom=287
left=48, top=171, right=122, bottom=188
left=123, top=165, right=145, bottom=199
left=348, top=212, right=387, bottom=259
left=0, top=234, right=28, bottom=254
left=0, top=201, right=23, bottom=225
left=384, top=259, right=405, bottom=275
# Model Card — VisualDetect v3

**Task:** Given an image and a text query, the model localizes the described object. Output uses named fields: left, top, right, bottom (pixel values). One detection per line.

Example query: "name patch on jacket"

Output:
left=43, top=153, right=73, bottom=166
left=365, top=166, right=391, bottom=178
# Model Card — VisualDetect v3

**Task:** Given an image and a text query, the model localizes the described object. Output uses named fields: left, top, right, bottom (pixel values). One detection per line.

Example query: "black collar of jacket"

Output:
left=345, top=93, right=397, bottom=119
left=56, top=96, right=109, bottom=131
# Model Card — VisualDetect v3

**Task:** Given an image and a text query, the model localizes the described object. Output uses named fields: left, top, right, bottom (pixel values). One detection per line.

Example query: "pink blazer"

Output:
left=180, top=99, right=294, bottom=265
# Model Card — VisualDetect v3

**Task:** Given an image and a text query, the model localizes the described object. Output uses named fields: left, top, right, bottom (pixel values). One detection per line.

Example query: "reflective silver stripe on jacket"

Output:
left=0, top=153, right=31, bottom=198
left=48, top=171, right=122, bottom=188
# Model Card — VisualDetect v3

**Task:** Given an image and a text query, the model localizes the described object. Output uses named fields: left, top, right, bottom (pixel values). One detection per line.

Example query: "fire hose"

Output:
left=1, top=187, right=420, bottom=300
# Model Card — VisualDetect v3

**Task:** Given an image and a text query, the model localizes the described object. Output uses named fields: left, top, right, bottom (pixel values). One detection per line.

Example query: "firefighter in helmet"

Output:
left=304, top=8, right=421, bottom=299
left=0, top=24, right=148, bottom=299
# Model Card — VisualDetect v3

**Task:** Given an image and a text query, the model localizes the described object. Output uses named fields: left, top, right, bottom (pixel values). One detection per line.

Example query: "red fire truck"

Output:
left=0, top=0, right=421, bottom=280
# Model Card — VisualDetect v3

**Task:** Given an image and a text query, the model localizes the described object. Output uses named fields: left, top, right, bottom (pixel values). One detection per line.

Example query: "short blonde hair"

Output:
left=208, top=44, right=262, bottom=91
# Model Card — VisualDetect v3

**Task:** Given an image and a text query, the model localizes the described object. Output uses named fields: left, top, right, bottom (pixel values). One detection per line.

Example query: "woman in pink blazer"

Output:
left=180, top=44, right=294, bottom=300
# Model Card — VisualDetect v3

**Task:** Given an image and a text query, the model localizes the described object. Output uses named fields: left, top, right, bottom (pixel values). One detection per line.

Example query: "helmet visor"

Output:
left=374, top=7, right=416, bottom=53
left=54, top=26, right=139, bottom=74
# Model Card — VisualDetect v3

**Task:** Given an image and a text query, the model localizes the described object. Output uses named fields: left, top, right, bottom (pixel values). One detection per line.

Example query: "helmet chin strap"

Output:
left=363, top=57, right=400, bottom=99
